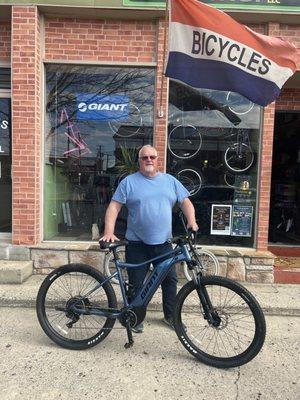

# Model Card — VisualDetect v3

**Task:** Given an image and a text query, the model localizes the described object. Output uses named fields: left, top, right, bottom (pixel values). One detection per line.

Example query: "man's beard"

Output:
left=144, top=165, right=155, bottom=173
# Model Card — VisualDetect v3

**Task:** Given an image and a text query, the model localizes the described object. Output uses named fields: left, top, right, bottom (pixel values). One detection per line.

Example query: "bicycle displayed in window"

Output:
left=205, top=128, right=255, bottom=174
left=36, top=226, right=266, bottom=368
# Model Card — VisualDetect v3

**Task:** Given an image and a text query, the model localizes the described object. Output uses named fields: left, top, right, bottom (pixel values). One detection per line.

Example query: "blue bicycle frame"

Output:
left=71, top=241, right=192, bottom=319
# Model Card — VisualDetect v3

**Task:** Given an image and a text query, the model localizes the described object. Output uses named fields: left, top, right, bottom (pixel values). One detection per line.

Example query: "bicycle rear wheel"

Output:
left=104, top=247, right=128, bottom=284
left=36, top=263, right=117, bottom=350
left=183, top=249, right=219, bottom=281
left=174, top=276, right=266, bottom=368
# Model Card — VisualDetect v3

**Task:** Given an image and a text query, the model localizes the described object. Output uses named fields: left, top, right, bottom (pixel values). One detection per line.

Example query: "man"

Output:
left=101, top=145, right=198, bottom=332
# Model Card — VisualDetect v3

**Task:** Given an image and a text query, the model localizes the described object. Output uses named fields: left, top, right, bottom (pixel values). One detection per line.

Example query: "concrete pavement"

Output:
left=0, top=274, right=299, bottom=316
left=0, top=307, right=299, bottom=400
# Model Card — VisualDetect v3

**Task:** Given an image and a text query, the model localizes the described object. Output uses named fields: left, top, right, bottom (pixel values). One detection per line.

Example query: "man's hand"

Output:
left=187, top=221, right=199, bottom=232
left=99, top=233, right=120, bottom=243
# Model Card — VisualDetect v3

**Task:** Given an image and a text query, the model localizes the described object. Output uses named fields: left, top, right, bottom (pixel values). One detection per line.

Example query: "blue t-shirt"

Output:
left=112, top=172, right=189, bottom=244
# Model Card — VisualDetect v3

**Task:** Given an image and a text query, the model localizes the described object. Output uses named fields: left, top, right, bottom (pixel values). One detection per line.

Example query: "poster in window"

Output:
left=210, top=205, right=232, bottom=235
left=231, top=205, right=253, bottom=237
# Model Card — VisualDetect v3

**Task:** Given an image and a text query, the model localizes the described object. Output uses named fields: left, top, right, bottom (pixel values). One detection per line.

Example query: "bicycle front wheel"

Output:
left=36, top=264, right=118, bottom=350
left=174, top=277, right=266, bottom=368
left=183, top=249, right=220, bottom=281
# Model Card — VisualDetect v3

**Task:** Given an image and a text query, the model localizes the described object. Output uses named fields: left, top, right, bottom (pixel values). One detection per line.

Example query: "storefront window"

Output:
left=44, top=65, right=155, bottom=241
left=168, top=80, right=261, bottom=247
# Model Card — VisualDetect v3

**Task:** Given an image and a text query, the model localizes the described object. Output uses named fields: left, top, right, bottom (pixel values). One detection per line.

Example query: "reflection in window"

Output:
left=44, top=65, right=155, bottom=240
left=168, top=80, right=261, bottom=247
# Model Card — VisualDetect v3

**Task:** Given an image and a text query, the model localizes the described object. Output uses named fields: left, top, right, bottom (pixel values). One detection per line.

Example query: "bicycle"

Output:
left=104, top=245, right=219, bottom=284
left=36, top=231, right=266, bottom=368
left=104, top=212, right=219, bottom=283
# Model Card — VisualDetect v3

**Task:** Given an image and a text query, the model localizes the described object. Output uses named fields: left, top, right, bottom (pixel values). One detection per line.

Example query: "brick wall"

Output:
left=0, top=21, right=11, bottom=62
left=154, top=18, right=168, bottom=171
left=276, top=88, right=300, bottom=111
left=11, top=6, right=41, bottom=245
left=44, top=18, right=156, bottom=62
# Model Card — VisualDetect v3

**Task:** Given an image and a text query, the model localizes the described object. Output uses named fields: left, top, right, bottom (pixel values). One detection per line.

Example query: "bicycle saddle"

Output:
left=99, top=240, right=128, bottom=250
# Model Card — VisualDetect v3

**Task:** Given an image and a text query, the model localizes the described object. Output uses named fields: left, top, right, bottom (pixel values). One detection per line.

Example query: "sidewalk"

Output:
left=0, top=274, right=299, bottom=316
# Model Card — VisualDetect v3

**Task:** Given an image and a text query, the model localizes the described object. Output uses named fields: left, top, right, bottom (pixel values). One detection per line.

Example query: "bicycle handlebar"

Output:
left=99, top=240, right=128, bottom=250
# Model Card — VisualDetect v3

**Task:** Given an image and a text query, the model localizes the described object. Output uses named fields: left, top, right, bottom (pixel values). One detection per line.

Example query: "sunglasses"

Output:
left=139, top=155, right=158, bottom=161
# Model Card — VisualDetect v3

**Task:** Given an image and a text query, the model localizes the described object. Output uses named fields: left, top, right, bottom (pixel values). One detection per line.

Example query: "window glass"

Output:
left=44, top=65, right=155, bottom=241
left=0, top=68, right=11, bottom=89
left=168, top=80, right=261, bottom=247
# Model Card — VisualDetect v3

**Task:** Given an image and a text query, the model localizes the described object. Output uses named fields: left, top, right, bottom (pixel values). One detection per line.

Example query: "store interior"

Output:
left=269, top=111, right=300, bottom=246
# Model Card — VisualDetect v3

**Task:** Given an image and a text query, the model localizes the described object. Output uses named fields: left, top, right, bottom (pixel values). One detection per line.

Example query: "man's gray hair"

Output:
left=138, top=145, right=158, bottom=158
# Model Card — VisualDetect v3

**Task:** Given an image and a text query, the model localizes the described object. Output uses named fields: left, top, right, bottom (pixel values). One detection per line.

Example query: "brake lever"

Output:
left=188, top=229, right=199, bottom=245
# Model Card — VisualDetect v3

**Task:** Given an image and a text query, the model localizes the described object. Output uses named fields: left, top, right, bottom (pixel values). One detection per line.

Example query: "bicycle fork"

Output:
left=195, top=276, right=221, bottom=327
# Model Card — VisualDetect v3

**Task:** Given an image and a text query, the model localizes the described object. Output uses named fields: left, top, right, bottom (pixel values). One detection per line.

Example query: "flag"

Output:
left=165, top=0, right=298, bottom=107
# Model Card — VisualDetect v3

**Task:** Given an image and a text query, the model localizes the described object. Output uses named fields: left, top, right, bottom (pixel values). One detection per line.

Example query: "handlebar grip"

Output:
left=221, top=105, right=241, bottom=126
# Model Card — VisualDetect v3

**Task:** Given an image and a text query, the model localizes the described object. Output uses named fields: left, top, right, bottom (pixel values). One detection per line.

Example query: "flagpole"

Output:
left=158, top=0, right=169, bottom=118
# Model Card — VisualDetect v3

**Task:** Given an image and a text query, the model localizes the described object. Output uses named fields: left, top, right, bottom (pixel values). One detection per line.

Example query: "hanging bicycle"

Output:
left=224, top=128, right=255, bottom=173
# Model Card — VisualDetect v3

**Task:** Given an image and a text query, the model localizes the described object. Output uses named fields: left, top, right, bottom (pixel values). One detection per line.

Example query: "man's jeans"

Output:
left=125, top=241, right=178, bottom=320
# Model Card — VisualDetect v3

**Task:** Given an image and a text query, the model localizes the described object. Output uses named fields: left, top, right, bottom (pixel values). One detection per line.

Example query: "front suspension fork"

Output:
left=195, top=275, right=220, bottom=327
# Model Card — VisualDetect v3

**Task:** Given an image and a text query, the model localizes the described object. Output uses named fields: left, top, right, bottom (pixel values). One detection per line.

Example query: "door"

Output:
left=0, top=97, right=11, bottom=234
left=268, top=111, right=300, bottom=246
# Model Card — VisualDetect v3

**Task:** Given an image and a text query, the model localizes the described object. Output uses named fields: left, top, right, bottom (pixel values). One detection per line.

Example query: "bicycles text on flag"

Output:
left=165, top=0, right=298, bottom=107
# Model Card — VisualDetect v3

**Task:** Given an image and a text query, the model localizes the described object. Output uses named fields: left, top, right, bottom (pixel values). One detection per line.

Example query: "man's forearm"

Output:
left=181, top=199, right=195, bottom=224
left=102, top=201, right=122, bottom=240
left=104, top=204, right=119, bottom=235
left=180, top=198, right=198, bottom=231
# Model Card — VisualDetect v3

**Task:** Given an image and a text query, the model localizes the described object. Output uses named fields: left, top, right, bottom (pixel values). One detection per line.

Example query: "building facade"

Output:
left=0, top=0, right=299, bottom=282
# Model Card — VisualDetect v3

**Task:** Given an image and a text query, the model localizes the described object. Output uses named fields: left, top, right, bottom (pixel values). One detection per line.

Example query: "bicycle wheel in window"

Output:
left=104, top=247, right=128, bottom=285
left=177, top=168, right=203, bottom=197
left=36, top=263, right=117, bottom=350
left=226, top=92, right=254, bottom=115
left=108, top=104, right=142, bottom=137
left=174, top=276, right=266, bottom=368
left=168, top=124, right=202, bottom=159
left=224, top=143, right=254, bottom=173
left=223, top=171, right=237, bottom=188
left=183, top=249, right=220, bottom=281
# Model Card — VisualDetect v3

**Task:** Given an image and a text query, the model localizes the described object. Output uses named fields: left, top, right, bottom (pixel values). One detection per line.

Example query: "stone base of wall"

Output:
left=211, top=248, right=274, bottom=283
left=28, top=243, right=275, bottom=283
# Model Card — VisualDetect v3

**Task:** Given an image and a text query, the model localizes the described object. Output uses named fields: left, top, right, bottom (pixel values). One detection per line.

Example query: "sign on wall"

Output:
left=123, top=0, right=300, bottom=10
left=76, top=94, right=129, bottom=121
left=0, top=99, right=10, bottom=155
